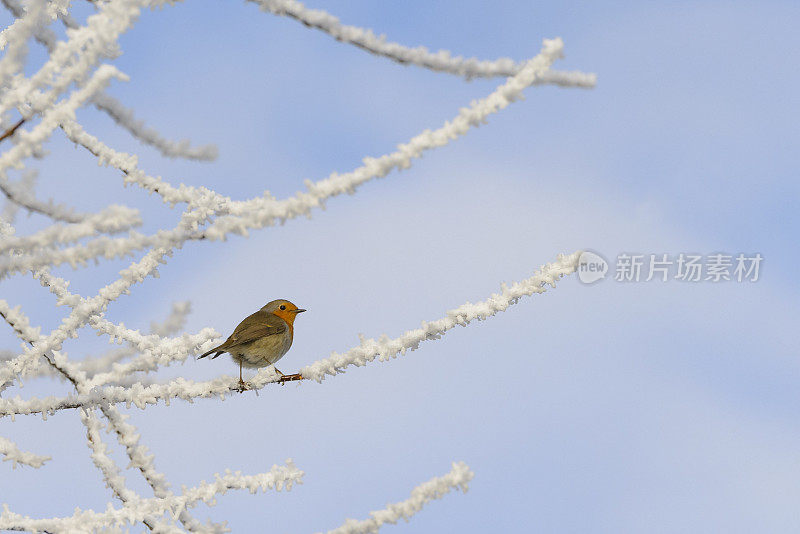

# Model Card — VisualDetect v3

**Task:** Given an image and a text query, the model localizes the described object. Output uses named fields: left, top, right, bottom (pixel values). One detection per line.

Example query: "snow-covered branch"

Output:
left=0, top=344, right=159, bottom=388
left=0, top=0, right=218, bottom=162
left=0, top=0, right=145, bottom=117
left=0, top=250, right=580, bottom=416
left=0, top=369, right=280, bottom=416
left=75, top=301, right=196, bottom=377
left=82, top=316, right=219, bottom=389
left=82, top=37, right=574, bottom=216
left=1, top=170, right=33, bottom=223
left=300, top=250, right=582, bottom=382
left=0, top=0, right=50, bottom=87
left=75, top=301, right=196, bottom=379
left=0, top=460, right=303, bottom=532
left=0, top=63, right=129, bottom=177
left=0, top=300, right=42, bottom=348
left=253, top=0, right=596, bottom=86
left=91, top=92, right=219, bottom=161
left=198, top=37, right=572, bottom=240
left=79, top=409, right=180, bottom=532
left=0, top=267, right=219, bottom=388
left=60, top=38, right=574, bottom=244
left=0, top=300, right=169, bottom=529
left=149, top=301, right=192, bottom=337
left=0, top=230, right=161, bottom=281
left=0, top=212, right=206, bottom=387
left=0, top=169, right=88, bottom=223
left=0, top=293, right=213, bottom=532
left=322, top=461, right=474, bottom=534
left=0, top=205, right=141, bottom=254
left=0, top=37, right=584, bottom=285
left=98, top=404, right=225, bottom=533
left=0, top=435, right=50, bottom=468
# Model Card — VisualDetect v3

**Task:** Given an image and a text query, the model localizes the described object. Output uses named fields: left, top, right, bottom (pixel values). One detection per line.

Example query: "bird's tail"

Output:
left=198, top=345, right=224, bottom=359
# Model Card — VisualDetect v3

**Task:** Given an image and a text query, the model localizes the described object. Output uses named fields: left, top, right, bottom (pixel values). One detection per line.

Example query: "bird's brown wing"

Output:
left=227, top=311, right=287, bottom=347
left=198, top=311, right=287, bottom=359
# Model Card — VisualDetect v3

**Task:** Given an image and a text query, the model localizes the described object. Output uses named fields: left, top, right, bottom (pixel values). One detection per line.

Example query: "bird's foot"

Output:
left=235, top=379, right=250, bottom=393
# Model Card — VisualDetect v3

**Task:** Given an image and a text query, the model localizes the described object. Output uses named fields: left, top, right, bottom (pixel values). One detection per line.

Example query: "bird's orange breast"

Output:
left=271, top=309, right=297, bottom=329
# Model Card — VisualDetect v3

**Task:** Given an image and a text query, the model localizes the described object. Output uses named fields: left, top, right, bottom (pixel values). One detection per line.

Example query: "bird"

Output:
left=198, top=299, right=306, bottom=390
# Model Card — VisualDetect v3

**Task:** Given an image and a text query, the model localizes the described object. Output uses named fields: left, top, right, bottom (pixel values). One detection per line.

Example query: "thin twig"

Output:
left=0, top=119, right=25, bottom=144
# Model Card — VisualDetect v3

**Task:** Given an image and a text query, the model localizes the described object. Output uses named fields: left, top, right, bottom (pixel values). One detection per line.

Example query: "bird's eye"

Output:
left=279, top=305, right=286, bottom=310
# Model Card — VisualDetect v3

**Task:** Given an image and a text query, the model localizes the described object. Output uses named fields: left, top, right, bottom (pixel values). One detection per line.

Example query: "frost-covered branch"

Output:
left=1, top=267, right=220, bottom=388
left=0, top=205, right=141, bottom=254
left=0, top=36, right=577, bottom=282
left=0, top=117, right=24, bottom=143
left=254, top=0, right=596, bottom=86
left=0, top=0, right=218, bottom=161
left=0, top=277, right=216, bottom=389
left=0, top=300, right=42, bottom=348
left=78, top=39, right=571, bottom=213
left=0, top=0, right=57, bottom=52
left=0, top=205, right=211, bottom=387
left=59, top=118, right=210, bottom=206
left=99, top=405, right=225, bottom=533
left=0, top=460, right=302, bottom=532
left=81, top=410, right=135, bottom=502
left=78, top=301, right=196, bottom=377
left=149, top=301, right=191, bottom=337
left=82, top=316, right=219, bottom=389
left=0, top=345, right=158, bottom=388
left=0, top=296, right=212, bottom=532
left=0, top=301, right=165, bottom=530
left=0, top=368, right=280, bottom=416
left=300, top=250, right=582, bottom=382
left=0, top=435, right=50, bottom=468
left=0, top=250, right=581, bottom=416
left=0, top=169, right=89, bottom=223
left=48, top=38, right=571, bottom=256
left=0, top=229, right=160, bottom=281
left=1, top=169, right=33, bottom=223
left=0, top=64, right=129, bottom=177
left=0, top=0, right=49, bottom=88
left=322, top=461, right=474, bottom=534
left=80, top=409, right=177, bottom=533
left=91, top=93, right=219, bottom=161
left=199, top=37, right=571, bottom=240
left=0, top=0, right=146, bottom=117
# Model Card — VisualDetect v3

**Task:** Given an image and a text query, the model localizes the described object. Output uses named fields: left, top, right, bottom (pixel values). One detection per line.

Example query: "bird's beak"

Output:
left=292, top=309, right=306, bottom=313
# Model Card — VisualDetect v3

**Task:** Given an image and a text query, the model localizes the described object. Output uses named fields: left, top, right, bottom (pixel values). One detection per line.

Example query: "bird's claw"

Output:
left=236, top=379, right=250, bottom=393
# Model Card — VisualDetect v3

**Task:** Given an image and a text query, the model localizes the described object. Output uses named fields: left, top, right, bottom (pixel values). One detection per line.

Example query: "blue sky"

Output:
left=2, top=1, right=799, bottom=532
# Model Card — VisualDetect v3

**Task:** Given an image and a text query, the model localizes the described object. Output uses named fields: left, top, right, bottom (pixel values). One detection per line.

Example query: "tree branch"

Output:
left=0, top=118, right=24, bottom=143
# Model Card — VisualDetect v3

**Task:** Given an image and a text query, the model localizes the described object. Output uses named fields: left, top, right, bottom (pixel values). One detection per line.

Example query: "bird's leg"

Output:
left=237, top=361, right=248, bottom=392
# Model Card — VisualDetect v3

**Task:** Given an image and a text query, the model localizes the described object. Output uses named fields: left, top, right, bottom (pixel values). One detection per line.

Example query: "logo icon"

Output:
left=578, top=250, right=608, bottom=284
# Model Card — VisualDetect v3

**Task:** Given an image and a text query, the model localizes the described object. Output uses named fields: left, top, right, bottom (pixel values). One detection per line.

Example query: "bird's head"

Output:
left=261, top=299, right=306, bottom=325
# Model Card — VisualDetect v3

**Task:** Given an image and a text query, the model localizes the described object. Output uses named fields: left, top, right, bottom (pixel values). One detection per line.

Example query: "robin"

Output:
left=198, top=299, right=306, bottom=390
